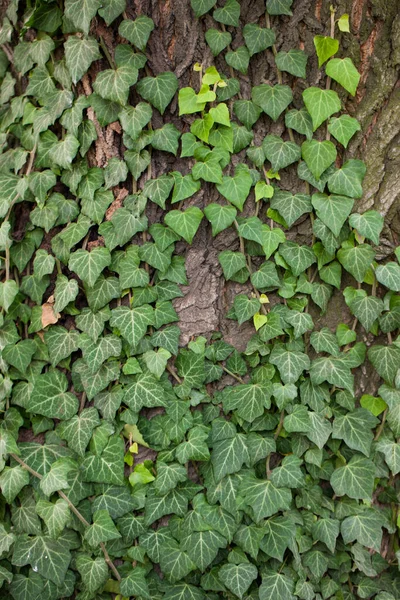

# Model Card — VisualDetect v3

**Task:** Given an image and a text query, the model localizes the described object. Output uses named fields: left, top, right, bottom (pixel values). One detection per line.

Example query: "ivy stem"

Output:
left=10, top=453, right=122, bottom=581
left=274, top=410, right=285, bottom=440
left=374, top=409, right=387, bottom=441
left=265, top=12, right=282, bottom=85
left=167, top=363, right=182, bottom=384
left=325, top=7, right=336, bottom=140
left=99, top=36, right=116, bottom=69
left=221, top=365, right=245, bottom=384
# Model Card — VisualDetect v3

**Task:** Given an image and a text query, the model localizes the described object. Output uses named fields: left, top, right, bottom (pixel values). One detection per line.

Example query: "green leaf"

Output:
left=376, top=439, right=400, bottom=475
left=375, top=262, right=400, bottom=291
left=234, top=295, right=260, bottom=325
left=350, top=294, right=383, bottom=332
left=225, top=46, right=250, bottom=74
left=279, top=241, right=316, bottom=276
left=192, top=155, right=223, bottom=184
left=27, top=369, right=79, bottom=420
left=191, top=0, right=216, bottom=17
left=301, top=140, right=337, bottom=180
left=330, top=454, right=375, bottom=499
left=143, top=175, right=174, bottom=209
left=213, top=0, right=240, bottom=26
left=29, top=170, right=57, bottom=205
left=81, top=435, right=124, bottom=484
left=0, top=466, right=29, bottom=503
left=269, top=344, right=310, bottom=384
left=260, top=570, right=295, bottom=600
left=266, top=0, right=293, bottom=16
left=204, top=203, right=237, bottom=236
left=310, top=355, right=353, bottom=392
left=0, top=280, right=19, bottom=311
left=349, top=211, right=383, bottom=245
left=12, top=535, right=71, bottom=586
left=262, top=135, right=301, bottom=172
left=54, top=275, right=79, bottom=313
left=136, top=72, right=179, bottom=114
left=182, top=530, right=226, bottom=571
left=270, top=454, right=305, bottom=488
left=243, top=23, right=275, bottom=57
left=326, top=57, right=360, bottom=96
left=311, top=518, right=340, bottom=554
left=76, top=555, right=108, bottom=594
left=312, top=193, right=354, bottom=237
left=119, top=102, right=152, bottom=140
left=328, top=114, right=361, bottom=147
left=84, top=509, right=121, bottom=547
left=164, top=207, right=204, bottom=244
left=110, top=305, right=153, bottom=348
left=68, top=247, right=111, bottom=287
left=64, top=36, right=101, bottom=84
left=58, top=407, right=100, bottom=456
left=3, top=339, right=36, bottom=373
left=333, top=408, right=378, bottom=456
left=310, top=327, right=340, bottom=356
left=260, top=516, right=294, bottom=560
left=252, top=84, right=293, bottom=121
left=313, top=35, right=339, bottom=67
left=368, top=345, right=400, bottom=385
left=285, top=108, right=313, bottom=140
left=275, top=49, right=308, bottom=78
left=341, top=509, right=384, bottom=552
left=93, top=65, right=138, bottom=105
left=223, top=383, right=272, bottom=422
left=120, top=566, right=150, bottom=598
left=118, top=16, right=155, bottom=50
left=337, top=244, right=375, bottom=283
left=218, top=563, right=258, bottom=599
left=303, top=87, right=341, bottom=131
left=205, top=28, right=232, bottom=56
left=216, top=167, right=252, bottom=211
left=327, top=159, right=366, bottom=198
left=36, top=498, right=70, bottom=538
left=271, top=190, right=311, bottom=227
left=64, top=0, right=101, bottom=34
left=211, top=433, right=249, bottom=481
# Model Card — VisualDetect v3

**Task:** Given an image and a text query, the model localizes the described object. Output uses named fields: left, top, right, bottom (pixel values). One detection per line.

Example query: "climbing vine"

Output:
left=0, top=1, right=399, bottom=599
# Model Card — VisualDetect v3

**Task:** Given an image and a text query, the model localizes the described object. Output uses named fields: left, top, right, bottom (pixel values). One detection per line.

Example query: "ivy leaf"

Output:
left=165, top=207, right=204, bottom=244
left=225, top=46, right=250, bottom=74
left=29, top=170, right=57, bottom=205
left=311, top=193, right=354, bottom=237
left=233, top=100, right=262, bottom=129
left=368, top=345, right=400, bottom=385
left=252, top=84, right=293, bottom=121
left=143, top=175, right=174, bottom=209
left=120, top=566, right=151, bottom=598
left=64, top=0, right=101, bottom=35
left=27, top=369, right=79, bottom=420
left=285, top=108, right=313, bottom=140
left=269, top=345, right=310, bottom=384
left=375, top=262, right=400, bottom=291
left=266, top=0, right=293, bottom=16
left=213, top=0, right=240, bottom=26
left=326, top=58, right=360, bottom=96
left=192, top=155, right=223, bottom=184
left=337, top=244, right=375, bottom=283
left=3, top=340, right=36, bottom=373
left=328, top=115, right=361, bottom=147
left=54, top=275, right=79, bottom=313
left=261, top=516, right=295, bottom=560
left=171, top=172, right=201, bottom=204
left=68, top=247, right=111, bottom=287
left=223, top=383, right=272, bottom=422
left=341, top=509, right=384, bottom=552
left=311, top=518, right=340, bottom=554
left=118, top=16, right=155, bottom=51
left=64, top=36, right=101, bottom=84
left=218, top=251, right=247, bottom=280
left=349, top=211, right=384, bottom=245
left=310, top=327, right=340, bottom=356
left=84, top=509, right=121, bottom=547
left=204, top=203, right=237, bottom=236
left=36, top=498, right=70, bottom=539
left=216, top=167, right=252, bottom=211
left=136, top=72, right=179, bottom=114
left=57, top=407, right=100, bottom=456
left=330, top=455, right=375, bottom=500
left=376, top=439, right=400, bottom=475
left=333, top=408, right=378, bottom=456
left=327, top=159, right=366, bottom=199
left=12, top=535, right=71, bottom=586
left=0, top=280, right=19, bottom=311
left=110, top=305, right=154, bottom=348
left=350, top=294, right=383, bottom=332
left=93, top=65, right=138, bottom=105
left=191, top=0, right=216, bottom=17
left=234, top=295, right=260, bottom=325
left=211, top=433, right=249, bottom=481
left=310, top=355, right=353, bottom=392
left=205, top=28, right=232, bottom=56
left=76, top=555, right=108, bottom=594
left=301, top=140, right=337, bottom=180
left=275, top=49, right=308, bottom=78
left=271, top=191, right=311, bottom=227
left=240, top=472, right=292, bottom=521
left=0, top=466, right=29, bottom=503
left=313, top=35, right=339, bottom=67
left=218, top=563, right=258, bottom=599
left=303, top=87, right=341, bottom=131
left=279, top=242, right=316, bottom=276
left=270, top=455, right=305, bottom=488
left=182, top=530, right=227, bottom=571
left=119, top=102, right=153, bottom=140
left=243, top=23, right=275, bottom=56
left=81, top=435, right=124, bottom=485
left=262, top=135, right=301, bottom=172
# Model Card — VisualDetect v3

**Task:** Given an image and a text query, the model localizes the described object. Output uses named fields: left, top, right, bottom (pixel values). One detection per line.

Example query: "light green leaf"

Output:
left=313, top=35, right=339, bottom=67
left=327, top=159, right=366, bottom=199
left=303, top=87, right=341, bottom=131
left=326, top=57, right=360, bottom=96
left=301, top=139, right=337, bottom=180
left=375, top=262, right=400, bottom=291
left=328, top=114, right=361, bottom=147
left=164, top=207, right=203, bottom=244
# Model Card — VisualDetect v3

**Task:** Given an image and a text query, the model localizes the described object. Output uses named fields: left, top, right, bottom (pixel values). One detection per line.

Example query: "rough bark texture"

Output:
left=91, top=0, right=400, bottom=355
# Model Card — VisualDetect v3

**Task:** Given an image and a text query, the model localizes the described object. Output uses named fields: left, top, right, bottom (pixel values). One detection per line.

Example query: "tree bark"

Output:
left=93, top=0, right=400, bottom=352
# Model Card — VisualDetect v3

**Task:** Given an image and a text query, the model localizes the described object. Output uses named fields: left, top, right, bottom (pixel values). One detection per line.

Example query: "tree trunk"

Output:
left=96, top=0, right=399, bottom=351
